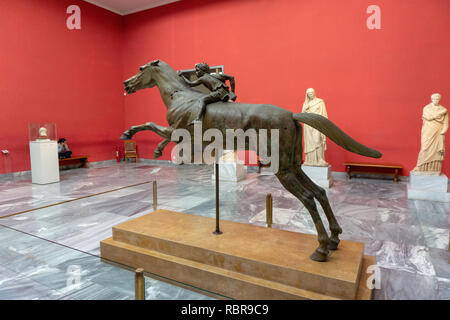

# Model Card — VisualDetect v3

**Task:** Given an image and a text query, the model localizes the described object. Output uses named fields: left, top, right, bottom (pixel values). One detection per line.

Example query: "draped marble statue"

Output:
left=413, top=93, right=448, bottom=175
left=302, top=88, right=329, bottom=166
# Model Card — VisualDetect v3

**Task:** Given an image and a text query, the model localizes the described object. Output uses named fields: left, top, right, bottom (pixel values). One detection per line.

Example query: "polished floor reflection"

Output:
left=0, top=161, right=448, bottom=299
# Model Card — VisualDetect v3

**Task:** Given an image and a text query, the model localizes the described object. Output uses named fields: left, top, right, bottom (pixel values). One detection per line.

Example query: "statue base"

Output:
left=29, top=141, right=60, bottom=185
left=101, top=210, right=373, bottom=300
left=407, top=172, right=450, bottom=202
left=301, top=165, right=333, bottom=188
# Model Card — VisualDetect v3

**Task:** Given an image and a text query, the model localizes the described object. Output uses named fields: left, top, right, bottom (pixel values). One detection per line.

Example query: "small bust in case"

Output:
left=38, top=127, right=49, bottom=140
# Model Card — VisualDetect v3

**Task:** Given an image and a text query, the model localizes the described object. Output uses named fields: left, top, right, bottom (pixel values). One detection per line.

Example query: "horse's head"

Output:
left=124, top=59, right=160, bottom=94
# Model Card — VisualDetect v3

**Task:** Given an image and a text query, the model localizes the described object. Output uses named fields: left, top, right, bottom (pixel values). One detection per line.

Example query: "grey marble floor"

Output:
left=0, top=162, right=448, bottom=300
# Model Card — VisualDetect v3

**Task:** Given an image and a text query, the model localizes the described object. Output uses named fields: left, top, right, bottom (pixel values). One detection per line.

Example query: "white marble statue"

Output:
left=302, top=88, right=329, bottom=166
left=412, top=93, right=448, bottom=175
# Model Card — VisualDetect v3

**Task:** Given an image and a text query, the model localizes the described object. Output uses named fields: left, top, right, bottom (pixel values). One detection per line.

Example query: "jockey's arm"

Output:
left=215, top=74, right=236, bottom=94
left=225, top=74, right=236, bottom=93
left=177, top=70, right=189, bottom=77
left=181, top=75, right=203, bottom=87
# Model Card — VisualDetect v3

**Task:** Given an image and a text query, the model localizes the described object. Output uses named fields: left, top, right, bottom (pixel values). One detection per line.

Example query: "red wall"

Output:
left=1, top=0, right=448, bottom=175
left=0, top=0, right=124, bottom=174
left=122, top=0, right=450, bottom=175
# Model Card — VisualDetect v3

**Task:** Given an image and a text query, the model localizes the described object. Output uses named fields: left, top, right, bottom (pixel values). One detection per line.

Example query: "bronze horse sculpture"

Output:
left=121, top=59, right=382, bottom=262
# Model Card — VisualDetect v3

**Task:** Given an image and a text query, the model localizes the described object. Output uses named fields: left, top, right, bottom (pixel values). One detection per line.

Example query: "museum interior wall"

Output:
left=122, top=0, right=450, bottom=175
left=0, top=0, right=448, bottom=175
left=0, top=0, right=124, bottom=174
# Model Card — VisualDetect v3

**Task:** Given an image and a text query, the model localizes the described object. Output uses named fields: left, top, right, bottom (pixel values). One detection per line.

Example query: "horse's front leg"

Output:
left=154, top=139, right=170, bottom=159
left=120, top=122, right=172, bottom=140
left=120, top=123, right=151, bottom=140
left=152, top=125, right=174, bottom=158
left=148, top=122, right=173, bottom=140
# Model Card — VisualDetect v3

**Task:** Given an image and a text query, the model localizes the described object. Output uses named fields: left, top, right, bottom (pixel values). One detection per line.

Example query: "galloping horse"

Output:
left=121, top=59, right=381, bottom=262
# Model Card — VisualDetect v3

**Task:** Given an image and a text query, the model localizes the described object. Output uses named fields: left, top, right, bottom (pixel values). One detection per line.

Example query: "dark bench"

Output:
left=59, top=155, right=88, bottom=168
left=344, top=162, right=403, bottom=183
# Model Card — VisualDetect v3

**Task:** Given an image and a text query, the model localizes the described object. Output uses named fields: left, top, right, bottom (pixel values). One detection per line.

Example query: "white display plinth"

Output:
left=29, top=140, right=60, bottom=184
left=259, top=166, right=276, bottom=175
left=212, top=150, right=246, bottom=182
left=212, top=162, right=246, bottom=182
left=301, top=165, right=333, bottom=188
left=407, top=172, right=450, bottom=202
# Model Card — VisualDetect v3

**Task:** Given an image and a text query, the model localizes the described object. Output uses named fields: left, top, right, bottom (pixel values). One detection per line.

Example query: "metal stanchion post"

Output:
left=153, top=181, right=157, bottom=211
left=213, top=155, right=222, bottom=235
left=135, top=268, right=145, bottom=300
left=266, top=193, right=273, bottom=228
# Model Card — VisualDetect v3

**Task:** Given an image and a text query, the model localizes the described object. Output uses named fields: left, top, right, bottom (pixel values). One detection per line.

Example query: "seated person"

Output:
left=58, top=138, right=72, bottom=159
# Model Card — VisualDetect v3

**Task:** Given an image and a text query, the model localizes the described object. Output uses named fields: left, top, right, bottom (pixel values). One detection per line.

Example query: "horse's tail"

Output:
left=293, top=113, right=382, bottom=158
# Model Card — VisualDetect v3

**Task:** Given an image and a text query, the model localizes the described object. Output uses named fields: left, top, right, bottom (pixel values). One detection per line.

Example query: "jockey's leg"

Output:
left=193, top=98, right=208, bottom=122
left=191, top=92, right=221, bottom=124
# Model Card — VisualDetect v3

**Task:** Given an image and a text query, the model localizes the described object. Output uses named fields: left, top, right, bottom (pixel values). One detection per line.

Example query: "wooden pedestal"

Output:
left=100, top=210, right=373, bottom=300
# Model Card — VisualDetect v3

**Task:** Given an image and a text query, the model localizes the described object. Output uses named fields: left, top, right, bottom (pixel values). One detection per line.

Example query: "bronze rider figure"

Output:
left=178, top=63, right=237, bottom=125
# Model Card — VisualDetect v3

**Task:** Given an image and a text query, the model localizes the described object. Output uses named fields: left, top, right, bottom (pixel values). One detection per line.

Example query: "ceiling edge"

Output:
left=82, top=0, right=124, bottom=15
left=121, top=0, right=180, bottom=15
left=82, top=0, right=181, bottom=16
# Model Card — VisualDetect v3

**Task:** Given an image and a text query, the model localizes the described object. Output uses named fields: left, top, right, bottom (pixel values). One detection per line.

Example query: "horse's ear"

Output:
left=150, top=59, right=160, bottom=66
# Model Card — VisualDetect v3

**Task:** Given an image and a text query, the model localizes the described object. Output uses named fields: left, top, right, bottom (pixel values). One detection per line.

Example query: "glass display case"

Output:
left=28, top=123, right=57, bottom=142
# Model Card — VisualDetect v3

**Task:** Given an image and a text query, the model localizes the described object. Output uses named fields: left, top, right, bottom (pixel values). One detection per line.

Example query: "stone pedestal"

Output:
left=29, top=140, right=60, bottom=184
left=101, top=210, right=373, bottom=300
left=407, top=172, right=450, bottom=202
left=301, top=165, right=333, bottom=188
left=212, top=162, right=246, bottom=182
left=259, top=166, right=276, bottom=175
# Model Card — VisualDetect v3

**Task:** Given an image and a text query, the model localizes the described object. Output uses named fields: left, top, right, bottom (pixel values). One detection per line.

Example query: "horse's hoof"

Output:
left=153, top=151, right=163, bottom=159
left=310, top=248, right=328, bottom=262
left=328, top=239, right=340, bottom=251
left=120, top=132, right=132, bottom=140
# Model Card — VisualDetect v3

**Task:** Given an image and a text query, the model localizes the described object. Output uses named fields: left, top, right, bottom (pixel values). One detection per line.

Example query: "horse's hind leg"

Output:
left=291, top=121, right=342, bottom=250
left=295, top=167, right=343, bottom=250
left=276, top=168, right=330, bottom=262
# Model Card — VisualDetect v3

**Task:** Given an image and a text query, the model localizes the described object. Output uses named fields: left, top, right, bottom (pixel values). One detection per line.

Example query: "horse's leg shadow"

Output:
left=295, top=167, right=343, bottom=250
left=276, top=168, right=330, bottom=262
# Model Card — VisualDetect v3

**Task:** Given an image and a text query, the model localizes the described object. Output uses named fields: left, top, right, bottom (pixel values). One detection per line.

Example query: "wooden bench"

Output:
left=59, top=155, right=88, bottom=168
left=344, top=162, right=403, bottom=183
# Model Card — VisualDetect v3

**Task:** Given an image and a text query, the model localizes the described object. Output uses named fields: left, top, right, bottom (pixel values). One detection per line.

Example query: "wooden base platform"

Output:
left=100, top=210, right=373, bottom=300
